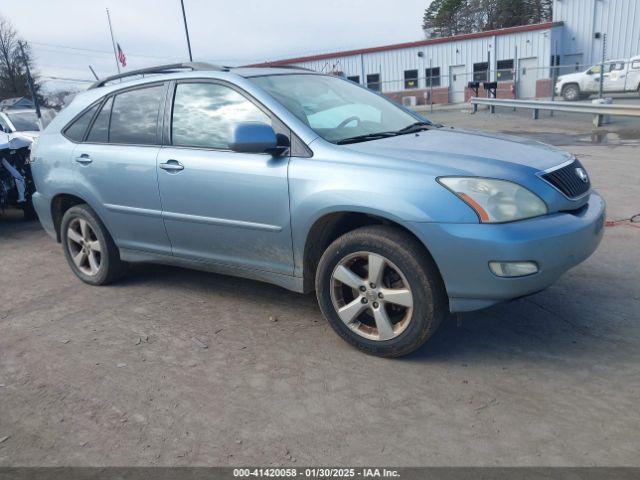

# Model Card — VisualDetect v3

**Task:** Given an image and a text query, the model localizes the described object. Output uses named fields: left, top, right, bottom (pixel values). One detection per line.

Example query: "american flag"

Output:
left=117, top=43, right=127, bottom=68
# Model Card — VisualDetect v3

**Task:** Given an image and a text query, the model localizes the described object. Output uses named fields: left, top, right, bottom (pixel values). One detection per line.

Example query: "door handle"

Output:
left=159, top=160, right=184, bottom=172
left=75, top=154, right=92, bottom=165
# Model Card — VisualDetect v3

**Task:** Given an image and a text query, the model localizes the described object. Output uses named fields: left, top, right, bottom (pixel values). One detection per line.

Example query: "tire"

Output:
left=60, top=204, right=126, bottom=285
left=562, top=84, right=580, bottom=101
left=315, top=225, right=446, bottom=358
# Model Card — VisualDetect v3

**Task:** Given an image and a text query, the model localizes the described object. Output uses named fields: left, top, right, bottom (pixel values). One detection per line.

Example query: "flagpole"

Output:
left=106, top=8, right=121, bottom=74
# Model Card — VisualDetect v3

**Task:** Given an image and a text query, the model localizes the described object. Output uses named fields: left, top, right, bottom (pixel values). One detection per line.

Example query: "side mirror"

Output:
left=229, top=122, right=285, bottom=156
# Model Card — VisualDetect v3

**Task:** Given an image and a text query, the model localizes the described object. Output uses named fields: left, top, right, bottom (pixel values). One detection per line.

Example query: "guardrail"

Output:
left=469, top=97, right=640, bottom=127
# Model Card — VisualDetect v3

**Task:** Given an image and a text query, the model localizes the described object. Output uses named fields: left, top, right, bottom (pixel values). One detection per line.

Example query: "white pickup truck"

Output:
left=555, top=55, right=640, bottom=101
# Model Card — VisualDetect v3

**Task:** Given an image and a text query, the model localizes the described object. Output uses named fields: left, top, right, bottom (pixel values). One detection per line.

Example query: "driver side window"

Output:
left=171, top=82, right=272, bottom=150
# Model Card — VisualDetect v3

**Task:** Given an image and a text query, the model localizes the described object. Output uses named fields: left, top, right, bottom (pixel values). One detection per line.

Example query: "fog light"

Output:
left=489, top=261, right=538, bottom=277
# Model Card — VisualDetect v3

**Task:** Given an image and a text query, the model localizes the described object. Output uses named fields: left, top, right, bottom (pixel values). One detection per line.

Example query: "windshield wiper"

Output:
left=336, top=131, right=398, bottom=145
left=393, top=121, right=436, bottom=135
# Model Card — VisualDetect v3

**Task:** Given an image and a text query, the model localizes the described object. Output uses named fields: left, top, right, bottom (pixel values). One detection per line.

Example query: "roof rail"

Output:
left=88, top=62, right=231, bottom=89
left=266, top=65, right=315, bottom=72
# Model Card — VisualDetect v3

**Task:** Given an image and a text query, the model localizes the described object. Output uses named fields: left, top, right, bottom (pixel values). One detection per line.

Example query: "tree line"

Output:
left=423, top=0, right=553, bottom=38
left=0, top=16, right=43, bottom=105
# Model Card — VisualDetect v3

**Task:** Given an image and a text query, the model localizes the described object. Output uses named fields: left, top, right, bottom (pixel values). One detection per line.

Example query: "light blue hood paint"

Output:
left=343, top=127, right=572, bottom=174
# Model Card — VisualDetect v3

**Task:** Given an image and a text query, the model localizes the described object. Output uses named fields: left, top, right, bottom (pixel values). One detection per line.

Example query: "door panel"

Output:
left=157, top=148, right=292, bottom=274
left=604, top=62, right=627, bottom=92
left=156, top=81, right=294, bottom=275
left=73, top=83, right=171, bottom=254
left=74, top=144, right=171, bottom=254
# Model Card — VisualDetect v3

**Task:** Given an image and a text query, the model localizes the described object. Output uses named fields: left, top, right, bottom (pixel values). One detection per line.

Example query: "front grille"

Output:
left=541, top=159, right=591, bottom=198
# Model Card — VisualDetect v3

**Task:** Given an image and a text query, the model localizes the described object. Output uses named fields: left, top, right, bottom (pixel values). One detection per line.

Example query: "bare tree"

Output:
left=0, top=16, right=42, bottom=102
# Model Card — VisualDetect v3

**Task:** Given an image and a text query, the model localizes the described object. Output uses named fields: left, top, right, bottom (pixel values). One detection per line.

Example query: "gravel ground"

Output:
left=0, top=111, right=639, bottom=466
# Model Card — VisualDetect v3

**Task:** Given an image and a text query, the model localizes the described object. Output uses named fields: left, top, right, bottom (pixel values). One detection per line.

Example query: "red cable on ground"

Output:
left=605, top=213, right=640, bottom=229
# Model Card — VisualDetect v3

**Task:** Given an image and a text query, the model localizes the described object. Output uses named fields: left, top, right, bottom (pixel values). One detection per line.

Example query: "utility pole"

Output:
left=106, top=9, right=121, bottom=74
left=598, top=33, right=607, bottom=99
left=180, top=0, right=193, bottom=61
left=18, top=41, right=42, bottom=128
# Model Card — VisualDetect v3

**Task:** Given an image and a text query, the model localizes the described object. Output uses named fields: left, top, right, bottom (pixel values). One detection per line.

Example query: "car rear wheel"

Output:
left=60, top=204, right=126, bottom=285
left=315, top=225, right=446, bottom=357
left=562, top=84, right=580, bottom=101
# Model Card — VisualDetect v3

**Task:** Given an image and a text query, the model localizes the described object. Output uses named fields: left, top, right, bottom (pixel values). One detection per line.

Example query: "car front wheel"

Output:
left=562, top=84, right=580, bottom=101
left=60, top=204, right=126, bottom=285
left=315, top=226, right=446, bottom=357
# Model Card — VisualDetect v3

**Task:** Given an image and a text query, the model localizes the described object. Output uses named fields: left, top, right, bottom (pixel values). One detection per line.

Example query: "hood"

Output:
left=557, top=72, right=584, bottom=83
left=344, top=127, right=571, bottom=175
left=11, top=131, right=39, bottom=142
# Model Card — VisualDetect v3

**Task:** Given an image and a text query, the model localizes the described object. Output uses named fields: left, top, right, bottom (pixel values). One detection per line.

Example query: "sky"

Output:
left=1, top=0, right=431, bottom=92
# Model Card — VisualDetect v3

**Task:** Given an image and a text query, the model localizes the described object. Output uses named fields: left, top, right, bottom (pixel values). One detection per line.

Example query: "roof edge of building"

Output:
left=248, top=21, right=564, bottom=67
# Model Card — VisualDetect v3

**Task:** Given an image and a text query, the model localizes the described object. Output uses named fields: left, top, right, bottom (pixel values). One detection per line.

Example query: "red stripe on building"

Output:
left=247, top=21, right=564, bottom=67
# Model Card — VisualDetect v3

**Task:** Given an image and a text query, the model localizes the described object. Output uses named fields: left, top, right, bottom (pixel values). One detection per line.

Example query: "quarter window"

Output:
left=86, top=97, right=113, bottom=143
left=109, top=85, right=164, bottom=145
left=64, top=103, right=100, bottom=142
left=171, top=82, right=271, bottom=149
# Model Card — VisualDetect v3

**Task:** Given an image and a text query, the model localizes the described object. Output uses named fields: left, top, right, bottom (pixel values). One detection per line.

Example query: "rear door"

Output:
left=73, top=83, right=171, bottom=254
left=604, top=61, right=627, bottom=92
left=156, top=80, right=293, bottom=275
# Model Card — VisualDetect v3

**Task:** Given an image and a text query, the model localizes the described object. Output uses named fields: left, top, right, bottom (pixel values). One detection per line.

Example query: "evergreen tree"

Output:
left=423, top=0, right=553, bottom=38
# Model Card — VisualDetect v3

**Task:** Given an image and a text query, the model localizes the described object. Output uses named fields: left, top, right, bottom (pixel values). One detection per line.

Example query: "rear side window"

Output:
left=86, top=97, right=113, bottom=143
left=109, top=85, right=164, bottom=145
left=64, top=103, right=100, bottom=142
left=171, top=82, right=271, bottom=149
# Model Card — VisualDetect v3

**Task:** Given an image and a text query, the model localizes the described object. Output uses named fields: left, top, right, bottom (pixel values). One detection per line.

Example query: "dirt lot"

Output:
left=1, top=110, right=639, bottom=466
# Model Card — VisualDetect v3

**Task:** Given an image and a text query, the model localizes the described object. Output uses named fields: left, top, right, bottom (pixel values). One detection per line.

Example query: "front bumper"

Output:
left=408, top=192, right=606, bottom=312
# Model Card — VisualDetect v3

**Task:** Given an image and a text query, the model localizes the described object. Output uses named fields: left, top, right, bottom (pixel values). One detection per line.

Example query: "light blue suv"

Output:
left=30, top=63, right=605, bottom=357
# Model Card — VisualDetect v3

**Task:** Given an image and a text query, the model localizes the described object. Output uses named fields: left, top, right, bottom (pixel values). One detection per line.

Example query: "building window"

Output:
left=473, top=62, right=489, bottom=82
left=404, top=70, right=418, bottom=89
left=425, top=67, right=441, bottom=87
left=367, top=73, right=381, bottom=91
left=496, top=60, right=514, bottom=81
left=347, top=75, right=360, bottom=84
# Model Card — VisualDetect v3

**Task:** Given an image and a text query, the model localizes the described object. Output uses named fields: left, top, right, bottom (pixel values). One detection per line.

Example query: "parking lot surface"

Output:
left=1, top=110, right=639, bottom=466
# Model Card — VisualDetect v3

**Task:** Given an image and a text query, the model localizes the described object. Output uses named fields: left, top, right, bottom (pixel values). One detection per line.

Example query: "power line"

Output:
left=30, top=41, right=177, bottom=61
left=40, top=75, right=94, bottom=83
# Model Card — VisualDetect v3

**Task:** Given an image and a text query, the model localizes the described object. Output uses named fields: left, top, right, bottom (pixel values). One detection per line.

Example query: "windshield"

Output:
left=6, top=111, right=40, bottom=132
left=250, top=74, right=425, bottom=143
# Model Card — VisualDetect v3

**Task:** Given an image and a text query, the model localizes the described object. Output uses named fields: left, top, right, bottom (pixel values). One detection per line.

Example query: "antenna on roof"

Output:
left=88, top=65, right=100, bottom=81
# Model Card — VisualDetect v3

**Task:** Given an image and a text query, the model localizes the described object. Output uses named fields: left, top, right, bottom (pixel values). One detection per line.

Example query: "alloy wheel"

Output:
left=66, top=218, right=103, bottom=276
left=330, top=251, right=414, bottom=341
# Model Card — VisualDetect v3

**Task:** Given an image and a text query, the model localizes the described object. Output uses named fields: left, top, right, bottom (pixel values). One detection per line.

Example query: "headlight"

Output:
left=438, top=177, right=547, bottom=223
